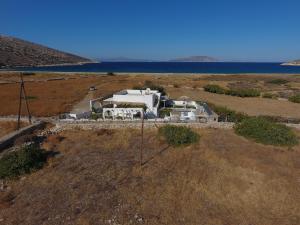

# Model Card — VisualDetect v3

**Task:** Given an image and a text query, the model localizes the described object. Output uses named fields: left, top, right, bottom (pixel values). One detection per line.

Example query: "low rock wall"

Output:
left=52, top=121, right=234, bottom=133
left=0, top=122, right=45, bottom=151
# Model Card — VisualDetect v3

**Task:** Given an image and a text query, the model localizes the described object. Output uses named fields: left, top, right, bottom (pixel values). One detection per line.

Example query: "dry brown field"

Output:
left=1, top=72, right=300, bottom=118
left=0, top=128, right=299, bottom=225
left=0, top=121, right=28, bottom=138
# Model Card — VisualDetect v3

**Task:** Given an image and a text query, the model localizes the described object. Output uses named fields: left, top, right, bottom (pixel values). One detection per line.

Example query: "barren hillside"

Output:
left=0, top=35, right=91, bottom=67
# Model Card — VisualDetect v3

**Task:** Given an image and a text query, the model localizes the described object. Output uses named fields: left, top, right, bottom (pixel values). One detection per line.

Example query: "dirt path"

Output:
left=70, top=91, right=94, bottom=114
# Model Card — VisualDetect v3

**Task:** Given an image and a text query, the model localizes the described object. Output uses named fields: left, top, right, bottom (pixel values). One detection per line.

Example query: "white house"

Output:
left=88, top=89, right=218, bottom=122
left=93, top=88, right=161, bottom=120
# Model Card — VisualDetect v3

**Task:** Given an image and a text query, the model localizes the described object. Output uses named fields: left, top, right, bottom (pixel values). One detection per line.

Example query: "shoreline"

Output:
left=0, top=61, right=98, bottom=70
left=1, top=71, right=300, bottom=77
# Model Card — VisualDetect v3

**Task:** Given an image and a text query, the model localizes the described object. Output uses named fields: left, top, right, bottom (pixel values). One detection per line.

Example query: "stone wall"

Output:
left=52, top=121, right=234, bottom=133
left=0, top=121, right=45, bottom=151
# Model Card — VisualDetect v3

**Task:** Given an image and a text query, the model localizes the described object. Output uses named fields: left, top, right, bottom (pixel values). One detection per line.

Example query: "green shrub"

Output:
left=24, top=96, right=38, bottom=100
left=204, top=85, right=260, bottom=97
left=288, top=94, right=300, bottom=103
left=133, top=80, right=166, bottom=95
left=207, top=103, right=249, bottom=122
left=203, top=84, right=226, bottom=94
left=225, top=88, right=261, bottom=97
left=159, top=108, right=172, bottom=118
left=22, top=72, right=36, bottom=76
left=267, top=79, right=289, bottom=85
left=107, top=72, right=115, bottom=76
left=158, top=125, right=199, bottom=147
left=0, top=144, right=48, bottom=179
left=255, top=115, right=300, bottom=124
left=90, top=113, right=102, bottom=120
left=262, top=93, right=276, bottom=99
left=234, top=117, right=298, bottom=146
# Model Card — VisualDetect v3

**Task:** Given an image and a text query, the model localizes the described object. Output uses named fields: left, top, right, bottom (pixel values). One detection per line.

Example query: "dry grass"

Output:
left=1, top=72, right=300, bottom=118
left=0, top=77, right=104, bottom=117
left=0, top=128, right=299, bottom=225
left=0, top=121, right=28, bottom=138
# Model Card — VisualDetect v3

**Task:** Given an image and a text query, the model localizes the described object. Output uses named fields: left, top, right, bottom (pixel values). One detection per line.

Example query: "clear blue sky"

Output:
left=1, top=0, right=300, bottom=62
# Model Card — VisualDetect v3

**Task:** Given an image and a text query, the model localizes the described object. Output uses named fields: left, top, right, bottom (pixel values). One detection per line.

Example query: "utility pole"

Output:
left=17, top=72, right=32, bottom=129
left=140, top=109, right=144, bottom=167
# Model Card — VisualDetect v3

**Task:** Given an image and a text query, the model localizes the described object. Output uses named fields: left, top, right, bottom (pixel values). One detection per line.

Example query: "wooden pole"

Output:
left=140, top=110, right=144, bottom=167
left=22, top=79, right=32, bottom=124
left=17, top=73, right=32, bottom=130
left=17, top=77, right=23, bottom=130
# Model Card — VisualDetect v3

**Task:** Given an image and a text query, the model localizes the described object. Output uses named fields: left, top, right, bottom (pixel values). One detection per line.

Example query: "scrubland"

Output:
left=0, top=128, right=299, bottom=225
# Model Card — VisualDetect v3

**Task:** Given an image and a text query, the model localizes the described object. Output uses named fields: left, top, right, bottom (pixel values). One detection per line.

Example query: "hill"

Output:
left=282, top=60, right=300, bottom=66
left=0, top=35, right=92, bottom=67
left=169, top=56, right=217, bottom=62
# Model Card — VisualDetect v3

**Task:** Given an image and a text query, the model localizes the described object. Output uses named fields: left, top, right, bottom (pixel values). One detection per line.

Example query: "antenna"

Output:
left=17, top=72, right=32, bottom=129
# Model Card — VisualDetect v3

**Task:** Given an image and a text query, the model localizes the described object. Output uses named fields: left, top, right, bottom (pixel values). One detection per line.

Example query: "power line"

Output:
left=17, top=72, right=32, bottom=129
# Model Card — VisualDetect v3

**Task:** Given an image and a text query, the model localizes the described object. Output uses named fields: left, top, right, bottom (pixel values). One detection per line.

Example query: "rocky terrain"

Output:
left=0, top=35, right=92, bottom=68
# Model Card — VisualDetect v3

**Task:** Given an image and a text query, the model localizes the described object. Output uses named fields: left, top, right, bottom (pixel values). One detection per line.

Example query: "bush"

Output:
left=255, top=115, right=300, bottom=124
left=22, top=72, right=35, bottom=76
left=159, top=108, right=172, bottom=118
left=158, top=125, right=199, bottom=147
left=262, top=93, right=276, bottom=99
left=234, top=117, right=298, bottom=146
left=90, top=113, right=102, bottom=120
left=247, top=115, right=300, bottom=126
left=203, top=84, right=260, bottom=97
left=203, top=84, right=226, bottom=94
left=267, top=79, right=289, bottom=85
left=225, top=88, right=261, bottom=97
left=107, top=72, right=115, bottom=76
left=24, top=96, right=38, bottom=100
left=0, top=144, right=48, bottom=179
left=133, top=80, right=166, bottom=95
left=288, top=94, right=300, bottom=103
left=207, top=103, right=249, bottom=122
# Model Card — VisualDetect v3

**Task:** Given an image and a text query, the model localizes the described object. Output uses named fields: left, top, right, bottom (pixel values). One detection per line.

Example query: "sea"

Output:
left=6, top=62, right=300, bottom=74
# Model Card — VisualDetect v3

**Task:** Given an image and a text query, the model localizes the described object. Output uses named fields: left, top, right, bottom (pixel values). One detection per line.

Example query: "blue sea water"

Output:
left=7, top=62, right=300, bottom=74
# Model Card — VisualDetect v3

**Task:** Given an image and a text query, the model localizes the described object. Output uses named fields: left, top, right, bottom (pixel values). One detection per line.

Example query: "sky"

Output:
left=1, top=0, right=300, bottom=62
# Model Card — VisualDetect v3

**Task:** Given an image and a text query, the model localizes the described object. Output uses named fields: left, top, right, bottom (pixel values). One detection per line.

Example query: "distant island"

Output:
left=0, top=35, right=92, bottom=68
left=282, top=60, right=300, bottom=66
left=99, top=57, right=156, bottom=62
left=169, top=56, right=218, bottom=62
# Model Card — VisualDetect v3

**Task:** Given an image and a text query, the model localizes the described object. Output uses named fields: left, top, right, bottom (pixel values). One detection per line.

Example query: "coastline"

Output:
left=1, top=71, right=300, bottom=77
left=35, top=61, right=98, bottom=67
left=0, top=61, right=99, bottom=70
